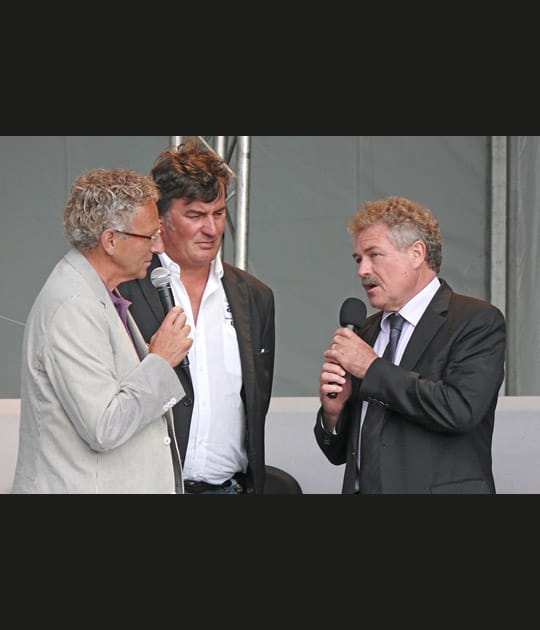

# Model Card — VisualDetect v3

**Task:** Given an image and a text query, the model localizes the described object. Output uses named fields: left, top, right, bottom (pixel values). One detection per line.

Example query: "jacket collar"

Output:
left=362, top=279, right=452, bottom=370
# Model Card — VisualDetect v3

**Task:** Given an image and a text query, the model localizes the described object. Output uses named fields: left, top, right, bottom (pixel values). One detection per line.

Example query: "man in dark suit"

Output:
left=119, top=139, right=275, bottom=494
left=315, top=196, right=506, bottom=494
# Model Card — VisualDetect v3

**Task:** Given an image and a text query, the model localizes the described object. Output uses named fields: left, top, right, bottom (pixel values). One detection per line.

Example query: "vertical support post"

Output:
left=235, top=136, right=251, bottom=271
left=490, top=135, right=507, bottom=394
left=214, top=136, right=227, bottom=262
left=214, top=136, right=226, bottom=158
left=170, top=136, right=183, bottom=149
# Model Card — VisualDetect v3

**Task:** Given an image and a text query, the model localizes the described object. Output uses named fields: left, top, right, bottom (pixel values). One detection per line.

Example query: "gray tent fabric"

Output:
left=0, top=136, right=535, bottom=397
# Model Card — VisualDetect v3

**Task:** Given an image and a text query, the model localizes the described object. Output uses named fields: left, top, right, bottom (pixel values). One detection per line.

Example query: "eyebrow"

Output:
left=186, top=205, right=227, bottom=214
left=353, top=245, right=378, bottom=261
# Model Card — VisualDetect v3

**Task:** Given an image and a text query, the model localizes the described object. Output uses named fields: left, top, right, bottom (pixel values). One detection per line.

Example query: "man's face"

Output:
left=353, top=223, right=421, bottom=312
left=116, top=201, right=163, bottom=281
left=160, top=186, right=227, bottom=270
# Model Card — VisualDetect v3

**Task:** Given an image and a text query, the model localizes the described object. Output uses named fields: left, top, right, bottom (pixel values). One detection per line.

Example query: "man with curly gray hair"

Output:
left=316, top=196, right=506, bottom=494
left=12, top=169, right=192, bottom=493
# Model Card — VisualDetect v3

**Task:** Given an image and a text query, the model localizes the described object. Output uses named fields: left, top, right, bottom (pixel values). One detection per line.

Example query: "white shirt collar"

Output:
left=382, top=276, right=441, bottom=329
left=158, top=251, right=224, bottom=281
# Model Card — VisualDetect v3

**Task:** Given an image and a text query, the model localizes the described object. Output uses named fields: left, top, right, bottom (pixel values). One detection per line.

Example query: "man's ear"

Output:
left=101, top=228, right=117, bottom=255
left=410, top=239, right=427, bottom=269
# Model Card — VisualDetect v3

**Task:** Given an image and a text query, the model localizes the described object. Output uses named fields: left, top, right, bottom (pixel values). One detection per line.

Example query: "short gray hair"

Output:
left=63, top=168, right=159, bottom=251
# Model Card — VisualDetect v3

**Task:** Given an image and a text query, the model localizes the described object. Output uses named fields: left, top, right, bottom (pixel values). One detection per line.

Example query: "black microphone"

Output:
left=327, top=297, right=367, bottom=398
left=150, top=266, right=189, bottom=368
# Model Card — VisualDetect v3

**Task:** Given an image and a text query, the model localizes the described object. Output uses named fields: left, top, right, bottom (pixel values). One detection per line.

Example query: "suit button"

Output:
left=183, top=397, right=193, bottom=406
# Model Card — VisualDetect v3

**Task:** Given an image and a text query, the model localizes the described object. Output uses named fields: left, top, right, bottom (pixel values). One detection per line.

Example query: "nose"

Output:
left=357, top=258, right=371, bottom=277
left=151, top=231, right=165, bottom=254
left=202, top=215, right=218, bottom=235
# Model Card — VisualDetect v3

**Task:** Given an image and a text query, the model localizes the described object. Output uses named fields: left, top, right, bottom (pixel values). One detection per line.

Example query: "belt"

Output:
left=184, top=474, right=245, bottom=494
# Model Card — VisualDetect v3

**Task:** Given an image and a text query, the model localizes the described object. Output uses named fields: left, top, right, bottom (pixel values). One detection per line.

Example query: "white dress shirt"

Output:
left=371, top=276, right=441, bottom=367
left=159, top=252, right=248, bottom=484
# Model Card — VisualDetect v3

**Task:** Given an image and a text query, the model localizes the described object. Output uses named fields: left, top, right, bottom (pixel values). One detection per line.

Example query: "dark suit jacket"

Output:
left=119, top=255, right=275, bottom=494
left=314, top=280, right=506, bottom=494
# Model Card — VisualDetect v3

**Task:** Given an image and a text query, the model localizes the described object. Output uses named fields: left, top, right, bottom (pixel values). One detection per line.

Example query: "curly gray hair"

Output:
left=63, top=168, right=159, bottom=251
left=348, top=196, right=442, bottom=273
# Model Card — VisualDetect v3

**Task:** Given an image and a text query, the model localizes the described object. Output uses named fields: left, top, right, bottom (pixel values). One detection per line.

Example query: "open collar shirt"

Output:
left=158, top=252, right=247, bottom=484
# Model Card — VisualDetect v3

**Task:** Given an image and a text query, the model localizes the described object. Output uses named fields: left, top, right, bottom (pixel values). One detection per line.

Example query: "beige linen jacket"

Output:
left=12, top=248, right=185, bottom=494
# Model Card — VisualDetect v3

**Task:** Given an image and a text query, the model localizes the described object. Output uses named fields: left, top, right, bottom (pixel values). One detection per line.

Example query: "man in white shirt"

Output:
left=119, top=140, right=275, bottom=494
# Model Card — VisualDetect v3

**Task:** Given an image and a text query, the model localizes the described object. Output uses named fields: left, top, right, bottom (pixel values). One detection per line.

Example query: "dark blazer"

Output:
left=119, top=255, right=275, bottom=494
left=314, top=280, right=506, bottom=494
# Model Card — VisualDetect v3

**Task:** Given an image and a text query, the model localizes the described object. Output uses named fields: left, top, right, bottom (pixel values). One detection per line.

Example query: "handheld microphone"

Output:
left=150, top=266, right=189, bottom=368
left=327, top=297, right=367, bottom=398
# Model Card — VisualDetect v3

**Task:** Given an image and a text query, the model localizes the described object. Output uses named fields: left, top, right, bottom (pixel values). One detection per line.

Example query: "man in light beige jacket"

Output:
left=12, top=168, right=192, bottom=494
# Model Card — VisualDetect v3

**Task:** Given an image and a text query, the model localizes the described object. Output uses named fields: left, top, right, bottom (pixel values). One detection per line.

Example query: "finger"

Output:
left=183, top=325, right=192, bottom=339
left=163, top=305, right=182, bottom=323
left=170, top=307, right=188, bottom=327
left=323, top=361, right=344, bottom=375
left=323, top=369, right=345, bottom=384
left=324, top=349, right=341, bottom=363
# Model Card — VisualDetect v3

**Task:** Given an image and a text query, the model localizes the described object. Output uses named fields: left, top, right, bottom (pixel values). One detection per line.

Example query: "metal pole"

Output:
left=214, top=137, right=227, bottom=263
left=235, top=136, right=250, bottom=271
left=214, top=136, right=226, bottom=158
left=490, top=136, right=507, bottom=314
left=170, top=136, right=183, bottom=149
left=490, top=135, right=507, bottom=394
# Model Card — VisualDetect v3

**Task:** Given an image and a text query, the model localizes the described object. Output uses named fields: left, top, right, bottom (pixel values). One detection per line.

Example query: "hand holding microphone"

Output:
left=150, top=267, right=192, bottom=368
left=326, top=297, right=367, bottom=399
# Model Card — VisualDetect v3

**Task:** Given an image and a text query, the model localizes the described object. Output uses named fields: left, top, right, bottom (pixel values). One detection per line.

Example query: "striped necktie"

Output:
left=358, top=313, right=405, bottom=493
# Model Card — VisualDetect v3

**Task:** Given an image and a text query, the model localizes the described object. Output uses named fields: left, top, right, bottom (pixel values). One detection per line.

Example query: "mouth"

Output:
left=363, top=281, right=379, bottom=294
left=198, top=241, right=217, bottom=249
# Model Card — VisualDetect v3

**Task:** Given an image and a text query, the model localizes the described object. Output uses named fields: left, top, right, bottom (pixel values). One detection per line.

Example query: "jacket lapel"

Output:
left=126, top=311, right=150, bottom=361
left=222, top=265, right=255, bottom=404
left=399, top=280, right=451, bottom=370
left=362, top=312, right=383, bottom=347
left=139, top=255, right=168, bottom=325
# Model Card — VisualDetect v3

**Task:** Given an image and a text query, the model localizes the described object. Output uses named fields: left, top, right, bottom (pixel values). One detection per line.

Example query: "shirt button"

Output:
left=163, top=437, right=171, bottom=445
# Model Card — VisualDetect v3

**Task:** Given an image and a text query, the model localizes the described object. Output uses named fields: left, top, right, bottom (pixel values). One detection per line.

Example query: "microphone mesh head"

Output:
left=339, top=297, right=367, bottom=329
left=150, top=266, right=171, bottom=289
